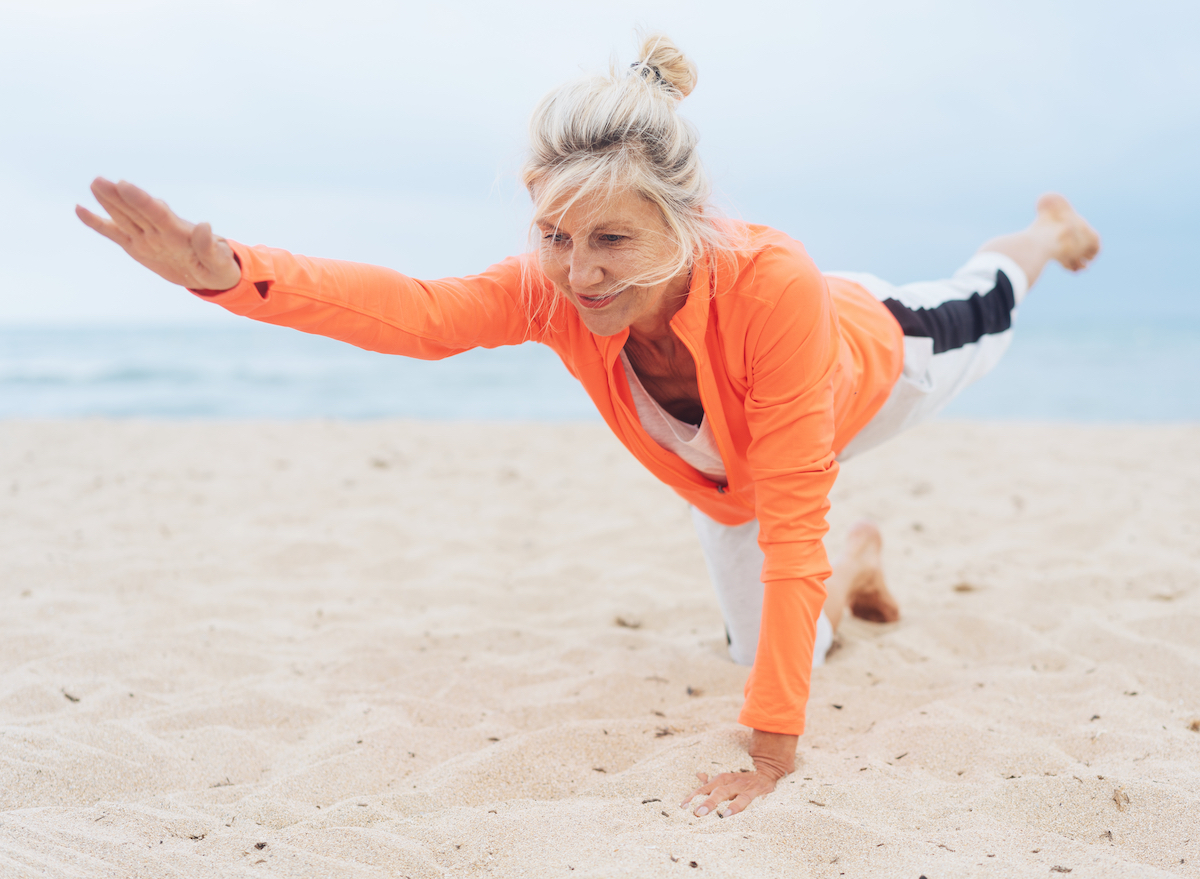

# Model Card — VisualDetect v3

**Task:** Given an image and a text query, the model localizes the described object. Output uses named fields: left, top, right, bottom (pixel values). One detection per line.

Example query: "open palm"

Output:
left=76, top=178, right=241, bottom=292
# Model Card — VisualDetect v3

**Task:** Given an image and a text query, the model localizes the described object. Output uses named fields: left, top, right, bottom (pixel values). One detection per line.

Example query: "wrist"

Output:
left=749, top=729, right=798, bottom=782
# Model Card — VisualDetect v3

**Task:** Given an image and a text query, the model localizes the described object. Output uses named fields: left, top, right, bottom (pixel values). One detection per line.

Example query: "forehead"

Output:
left=535, top=187, right=664, bottom=231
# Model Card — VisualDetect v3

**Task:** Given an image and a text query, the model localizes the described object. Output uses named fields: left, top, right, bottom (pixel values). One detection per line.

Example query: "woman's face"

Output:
left=536, top=188, right=690, bottom=338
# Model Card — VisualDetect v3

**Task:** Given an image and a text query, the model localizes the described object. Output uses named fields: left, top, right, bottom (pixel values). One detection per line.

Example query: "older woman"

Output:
left=76, top=34, right=1100, bottom=819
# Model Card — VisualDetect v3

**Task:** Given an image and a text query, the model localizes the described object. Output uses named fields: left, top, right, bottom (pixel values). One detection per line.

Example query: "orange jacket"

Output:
left=196, top=224, right=903, bottom=734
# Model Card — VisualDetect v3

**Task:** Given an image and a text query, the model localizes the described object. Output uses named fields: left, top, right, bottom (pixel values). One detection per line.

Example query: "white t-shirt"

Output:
left=619, top=350, right=727, bottom=485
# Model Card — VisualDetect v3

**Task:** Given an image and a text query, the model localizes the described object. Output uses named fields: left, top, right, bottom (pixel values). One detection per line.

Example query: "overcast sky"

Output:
left=2, top=0, right=1197, bottom=325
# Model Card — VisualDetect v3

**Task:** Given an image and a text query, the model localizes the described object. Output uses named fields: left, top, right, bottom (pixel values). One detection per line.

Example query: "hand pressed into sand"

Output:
left=681, top=729, right=797, bottom=818
left=76, top=178, right=242, bottom=293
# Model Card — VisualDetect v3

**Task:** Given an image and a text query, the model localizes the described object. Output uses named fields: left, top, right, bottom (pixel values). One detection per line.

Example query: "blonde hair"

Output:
left=521, top=33, right=740, bottom=312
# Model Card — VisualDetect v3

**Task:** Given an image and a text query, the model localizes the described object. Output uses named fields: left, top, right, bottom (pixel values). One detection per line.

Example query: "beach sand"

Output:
left=1, top=420, right=1197, bottom=878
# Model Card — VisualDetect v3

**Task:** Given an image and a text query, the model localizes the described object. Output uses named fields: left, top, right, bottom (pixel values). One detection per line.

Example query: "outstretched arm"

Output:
left=77, top=178, right=546, bottom=358
left=77, top=178, right=241, bottom=292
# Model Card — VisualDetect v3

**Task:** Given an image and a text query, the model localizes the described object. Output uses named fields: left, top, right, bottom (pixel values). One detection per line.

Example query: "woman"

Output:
left=76, top=34, right=1100, bottom=819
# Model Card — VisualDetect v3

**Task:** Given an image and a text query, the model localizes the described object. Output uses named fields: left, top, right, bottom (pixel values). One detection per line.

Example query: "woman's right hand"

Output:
left=77, top=178, right=242, bottom=292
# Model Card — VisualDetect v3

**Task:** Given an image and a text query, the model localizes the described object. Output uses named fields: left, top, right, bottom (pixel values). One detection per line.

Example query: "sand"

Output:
left=1, top=419, right=1198, bottom=878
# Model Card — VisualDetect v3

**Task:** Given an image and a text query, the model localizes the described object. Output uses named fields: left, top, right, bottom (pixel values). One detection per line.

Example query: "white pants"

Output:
left=695, top=252, right=1030, bottom=668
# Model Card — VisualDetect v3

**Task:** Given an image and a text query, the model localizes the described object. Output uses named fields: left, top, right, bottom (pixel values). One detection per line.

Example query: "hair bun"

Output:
left=633, top=33, right=697, bottom=99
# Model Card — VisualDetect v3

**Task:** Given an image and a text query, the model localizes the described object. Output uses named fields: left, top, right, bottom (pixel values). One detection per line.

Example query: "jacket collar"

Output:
left=596, top=251, right=717, bottom=369
left=669, top=251, right=714, bottom=344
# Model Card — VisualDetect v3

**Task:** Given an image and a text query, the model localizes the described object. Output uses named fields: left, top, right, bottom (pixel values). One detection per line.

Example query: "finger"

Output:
left=193, top=220, right=215, bottom=259
left=90, top=179, right=147, bottom=237
left=76, top=204, right=132, bottom=246
left=718, top=792, right=755, bottom=819
left=116, top=179, right=185, bottom=236
left=680, top=773, right=714, bottom=808
left=685, top=770, right=744, bottom=800
left=695, top=786, right=733, bottom=817
left=193, top=222, right=235, bottom=267
left=90, top=177, right=143, bottom=230
left=191, top=222, right=241, bottom=290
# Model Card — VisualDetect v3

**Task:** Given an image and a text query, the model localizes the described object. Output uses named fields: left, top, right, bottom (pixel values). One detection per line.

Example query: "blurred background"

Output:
left=1, top=0, right=1197, bottom=420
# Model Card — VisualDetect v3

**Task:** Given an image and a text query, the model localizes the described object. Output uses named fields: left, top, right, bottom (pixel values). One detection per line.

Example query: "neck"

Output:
left=627, top=270, right=692, bottom=348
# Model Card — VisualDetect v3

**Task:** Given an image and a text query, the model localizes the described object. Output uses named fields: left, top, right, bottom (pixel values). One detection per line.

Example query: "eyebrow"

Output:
left=534, top=217, right=638, bottom=235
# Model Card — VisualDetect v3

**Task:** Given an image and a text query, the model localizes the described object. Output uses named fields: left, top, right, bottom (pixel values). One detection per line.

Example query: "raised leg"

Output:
left=978, top=193, right=1101, bottom=289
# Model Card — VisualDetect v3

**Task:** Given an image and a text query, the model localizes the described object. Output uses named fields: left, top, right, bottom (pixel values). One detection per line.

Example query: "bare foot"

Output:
left=1033, top=193, right=1101, bottom=272
left=842, top=522, right=900, bottom=624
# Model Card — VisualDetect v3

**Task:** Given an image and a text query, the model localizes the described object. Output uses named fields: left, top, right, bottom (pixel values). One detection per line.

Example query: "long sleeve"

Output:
left=736, top=255, right=841, bottom=735
left=192, top=241, right=548, bottom=357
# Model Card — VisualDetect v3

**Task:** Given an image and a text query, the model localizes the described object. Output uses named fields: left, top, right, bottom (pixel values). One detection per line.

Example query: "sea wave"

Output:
left=1, top=318, right=1196, bottom=421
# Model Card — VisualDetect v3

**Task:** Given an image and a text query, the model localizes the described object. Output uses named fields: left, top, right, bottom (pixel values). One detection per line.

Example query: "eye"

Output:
left=542, top=231, right=568, bottom=245
left=598, top=234, right=626, bottom=244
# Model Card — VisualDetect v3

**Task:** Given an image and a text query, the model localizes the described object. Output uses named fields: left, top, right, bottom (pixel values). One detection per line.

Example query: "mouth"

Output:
left=573, top=288, right=624, bottom=310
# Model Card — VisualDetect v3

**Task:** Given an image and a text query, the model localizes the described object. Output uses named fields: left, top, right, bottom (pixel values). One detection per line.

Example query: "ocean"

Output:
left=1, top=317, right=1197, bottom=422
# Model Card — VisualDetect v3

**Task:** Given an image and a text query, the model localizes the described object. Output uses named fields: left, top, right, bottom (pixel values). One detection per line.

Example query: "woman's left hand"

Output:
left=680, top=729, right=798, bottom=818
left=76, top=178, right=242, bottom=292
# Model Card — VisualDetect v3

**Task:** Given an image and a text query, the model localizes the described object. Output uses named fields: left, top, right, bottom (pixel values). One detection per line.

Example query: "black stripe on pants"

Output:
left=883, top=271, right=1015, bottom=354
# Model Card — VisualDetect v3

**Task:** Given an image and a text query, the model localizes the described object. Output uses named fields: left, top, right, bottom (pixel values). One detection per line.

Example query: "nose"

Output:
left=567, top=244, right=604, bottom=291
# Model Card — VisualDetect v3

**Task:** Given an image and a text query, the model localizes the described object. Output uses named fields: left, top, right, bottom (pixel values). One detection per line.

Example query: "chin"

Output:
left=574, top=307, right=631, bottom=338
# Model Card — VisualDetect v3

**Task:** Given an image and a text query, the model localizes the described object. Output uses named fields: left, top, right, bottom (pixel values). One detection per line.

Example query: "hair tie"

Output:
left=630, top=61, right=665, bottom=85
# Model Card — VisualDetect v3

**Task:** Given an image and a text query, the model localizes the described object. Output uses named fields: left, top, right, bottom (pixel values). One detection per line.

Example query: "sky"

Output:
left=1, top=0, right=1198, bottom=326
